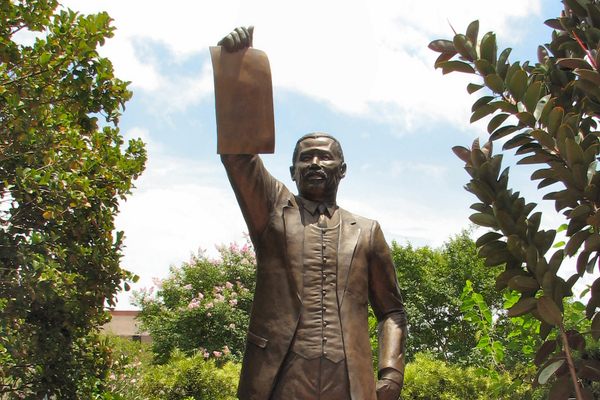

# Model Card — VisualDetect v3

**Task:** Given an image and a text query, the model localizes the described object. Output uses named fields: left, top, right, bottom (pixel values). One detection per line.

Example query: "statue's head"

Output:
left=290, top=132, right=346, bottom=203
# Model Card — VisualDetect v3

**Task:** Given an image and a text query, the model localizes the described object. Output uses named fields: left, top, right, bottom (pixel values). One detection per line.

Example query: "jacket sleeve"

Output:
left=367, top=221, right=408, bottom=387
left=221, top=154, right=282, bottom=241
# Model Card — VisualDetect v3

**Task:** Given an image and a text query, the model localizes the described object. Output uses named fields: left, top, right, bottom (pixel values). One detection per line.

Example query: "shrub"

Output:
left=139, top=351, right=240, bottom=400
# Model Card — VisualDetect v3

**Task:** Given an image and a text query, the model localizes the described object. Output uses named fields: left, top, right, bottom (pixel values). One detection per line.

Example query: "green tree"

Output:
left=392, top=230, right=503, bottom=363
left=0, top=1, right=146, bottom=397
left=430, top=1, right=600, bottom=397
left=134, top=243, right=256, bottom=364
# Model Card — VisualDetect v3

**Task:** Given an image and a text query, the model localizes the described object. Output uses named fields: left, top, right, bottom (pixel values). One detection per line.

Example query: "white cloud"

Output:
left=390, top=160, right=447, bottom=179
left=114, top=127, right=247, bottom=308
left=61, top=0, right=542, bottom=130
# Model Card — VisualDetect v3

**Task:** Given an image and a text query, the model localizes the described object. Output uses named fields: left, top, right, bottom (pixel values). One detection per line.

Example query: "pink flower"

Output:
left=207, top=312, right=212, bottom=317
left=223, top=346, right=231, bottom=355
left=213, top=351, right=223, bottom=358
left=187, top=301, right=200, bottom=310
left=197, top=292, right=204, bottom=300
left=225, top=281, right=234, bottom=290
left=215, top=294, right=225, bottom=302
left=202, top=349, right=209, bottom=358
left=228, top=323, right=236, bottom=329
left=152, top=277, right=163, bottom=288
left=229, top=299, right=238, bottom=307
left=205, top=302, right=214, bottom=309
left=183, top=284, right=193, bottom=291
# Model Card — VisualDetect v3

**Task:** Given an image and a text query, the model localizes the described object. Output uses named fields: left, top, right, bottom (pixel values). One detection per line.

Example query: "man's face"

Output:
left=290, top=137, right=346, bottom=202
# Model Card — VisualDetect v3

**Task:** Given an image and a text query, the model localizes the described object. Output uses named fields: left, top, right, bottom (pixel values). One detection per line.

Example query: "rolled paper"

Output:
left=210, top=46, right=275, bottom=154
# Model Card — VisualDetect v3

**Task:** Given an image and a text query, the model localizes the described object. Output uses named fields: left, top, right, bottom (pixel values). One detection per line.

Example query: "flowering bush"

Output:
left=133, top=242, right=256, bottom=363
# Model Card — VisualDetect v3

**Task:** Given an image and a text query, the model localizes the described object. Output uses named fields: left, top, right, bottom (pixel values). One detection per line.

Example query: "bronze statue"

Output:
left=216, top=27, right=407, bottom=400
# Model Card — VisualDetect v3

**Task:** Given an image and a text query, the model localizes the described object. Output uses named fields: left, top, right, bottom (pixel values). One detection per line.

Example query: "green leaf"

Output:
left=428, top=39, right=456, bottom=53
left=564, top=0, right=588, bottom=17
left=508, top=276, right=539, bottom=292
left=538, top=359, right=565, bottom=385
left=576, top=68, right=600, bottom=85
left=467, top=83, right=484, bottom=94
left=469, top=212, right=498, bottom=228
left=491, top=125, right=519, bottom=141
left=439, top=60, right=476, bottom=74
left=39, top=51, right=52, bottom=66
left=537, top=296, right=562, bottom=326
left=592, top=312, right=600, bottom=340
left=479, top=32, right=497, bottom=64
left=507, top=296, right=537, bottom=317
left=487, top=113, right=509, bottom=134
left=466, top=20, right=479, bottom=47
left=508, top=69, right=528, bottom=101
left=453, top=33, right=476, bottom=61
left=556, top=57, right=593, bottom=70
left=534, top=339, right=557, bottom=366
left=452, top=146, right=471, bottom=163
left=565, top=230, right=590, bottom=256
left=531, top=129, right=555, bottom=150
left=475, top=231, right=503, bottom=247
left=484, top=73, right=504, bottom=93
left=470, top=104, right=496, bottom=123
left=547, top=107, right=564, bottom=137
left=523, top=81, right=542, bottom=113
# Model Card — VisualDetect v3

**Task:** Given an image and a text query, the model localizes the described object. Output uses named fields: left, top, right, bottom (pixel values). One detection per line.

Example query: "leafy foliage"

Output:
left=139, top=351, right=240, bottom=400
left=134, top=243, right=256, bottom=364
left=402, top=352, right=545, bottom=400
left=0, top=1, right=146, bottom=397
left=430, top=1, right=600, bottom=397
left=391, top=231, right=503, bottom=363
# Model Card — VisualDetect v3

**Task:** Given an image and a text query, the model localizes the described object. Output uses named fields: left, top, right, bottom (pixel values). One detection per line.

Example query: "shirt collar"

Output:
left=298, top=197, right=337, bottom=217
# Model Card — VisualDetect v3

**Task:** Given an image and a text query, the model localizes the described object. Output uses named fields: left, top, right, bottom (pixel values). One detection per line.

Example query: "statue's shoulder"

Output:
left=338, top=207, right=378, bottom=228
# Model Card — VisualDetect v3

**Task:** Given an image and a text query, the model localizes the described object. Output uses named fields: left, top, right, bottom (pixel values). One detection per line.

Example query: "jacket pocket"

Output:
left=247, top=331, right=268, bottom=348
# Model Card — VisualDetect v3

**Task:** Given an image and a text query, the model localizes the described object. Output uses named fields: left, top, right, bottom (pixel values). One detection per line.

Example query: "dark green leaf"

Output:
left=439, top=60, right=476, bottom=74
left=428, top=39, right=456, bottom=53
left=537, top=296, right=562, bottom=326
left=487, top=113, right=509, bottom=134
left=564, top=0, right=588, bottom=17
left=484, top=73, right=504, bottom=93
left=556, top=57, right=593, bottom=70
left=507, top=296, right=537, bottom=317
left=479, top=32, right=497, bottom=64
left=508, top=69, right=528, bottom=101
left=467, top=83, right=484, bottom=94
left=466, top=20, right=479, bottom=47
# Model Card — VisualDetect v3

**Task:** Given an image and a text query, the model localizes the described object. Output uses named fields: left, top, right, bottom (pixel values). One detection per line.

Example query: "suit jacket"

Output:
left=222, top=154, right=407, bottom=400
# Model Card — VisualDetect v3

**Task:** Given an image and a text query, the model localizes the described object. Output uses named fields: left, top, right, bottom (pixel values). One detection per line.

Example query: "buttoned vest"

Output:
left=291, top=221, right=345, bottom=363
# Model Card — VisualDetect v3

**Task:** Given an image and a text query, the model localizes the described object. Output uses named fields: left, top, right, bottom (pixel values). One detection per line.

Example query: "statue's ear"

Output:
left=289, top=165, right=296, bottom=181
left=340, top=162, right=347, bottom=179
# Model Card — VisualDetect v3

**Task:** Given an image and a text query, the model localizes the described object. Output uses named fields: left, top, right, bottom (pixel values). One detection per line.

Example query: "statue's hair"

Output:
left=292, top=132, right=344, bottom=164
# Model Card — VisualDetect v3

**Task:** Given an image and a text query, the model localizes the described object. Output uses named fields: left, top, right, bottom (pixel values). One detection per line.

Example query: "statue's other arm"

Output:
left=368, top=221, right=407, bottom=400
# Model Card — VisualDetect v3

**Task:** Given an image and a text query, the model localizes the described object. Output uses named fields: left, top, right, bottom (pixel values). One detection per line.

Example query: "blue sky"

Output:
left=59, top=0, right=567, bottom=308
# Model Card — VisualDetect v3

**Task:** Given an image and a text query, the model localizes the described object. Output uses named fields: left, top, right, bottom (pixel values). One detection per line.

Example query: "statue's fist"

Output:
left=218, top=26, right=254, bottom=52
left=376, top=378, right=401, bottom=400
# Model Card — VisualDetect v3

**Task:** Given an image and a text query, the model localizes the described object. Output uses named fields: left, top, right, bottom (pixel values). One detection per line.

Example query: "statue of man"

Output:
left=218, top=27, right=407, bottom=400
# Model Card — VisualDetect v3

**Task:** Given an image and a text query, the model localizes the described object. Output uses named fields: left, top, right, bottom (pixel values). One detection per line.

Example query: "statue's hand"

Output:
left=218, top=26, right=254, bottom=52
left=376, top=378, right=402, bottom=400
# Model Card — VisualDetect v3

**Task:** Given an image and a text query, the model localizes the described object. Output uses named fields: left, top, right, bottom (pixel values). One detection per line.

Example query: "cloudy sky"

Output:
left=58, top=0, right=567, bottom=308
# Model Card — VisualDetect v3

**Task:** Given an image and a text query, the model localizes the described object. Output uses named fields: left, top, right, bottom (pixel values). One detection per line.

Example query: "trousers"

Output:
left=270, top=352, right=350, bottom=400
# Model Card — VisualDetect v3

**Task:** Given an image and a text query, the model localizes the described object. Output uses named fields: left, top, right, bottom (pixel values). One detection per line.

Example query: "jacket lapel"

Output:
left=283, top=197, right=303, bottom=301
left=337, top=209, right=360, bottom=306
